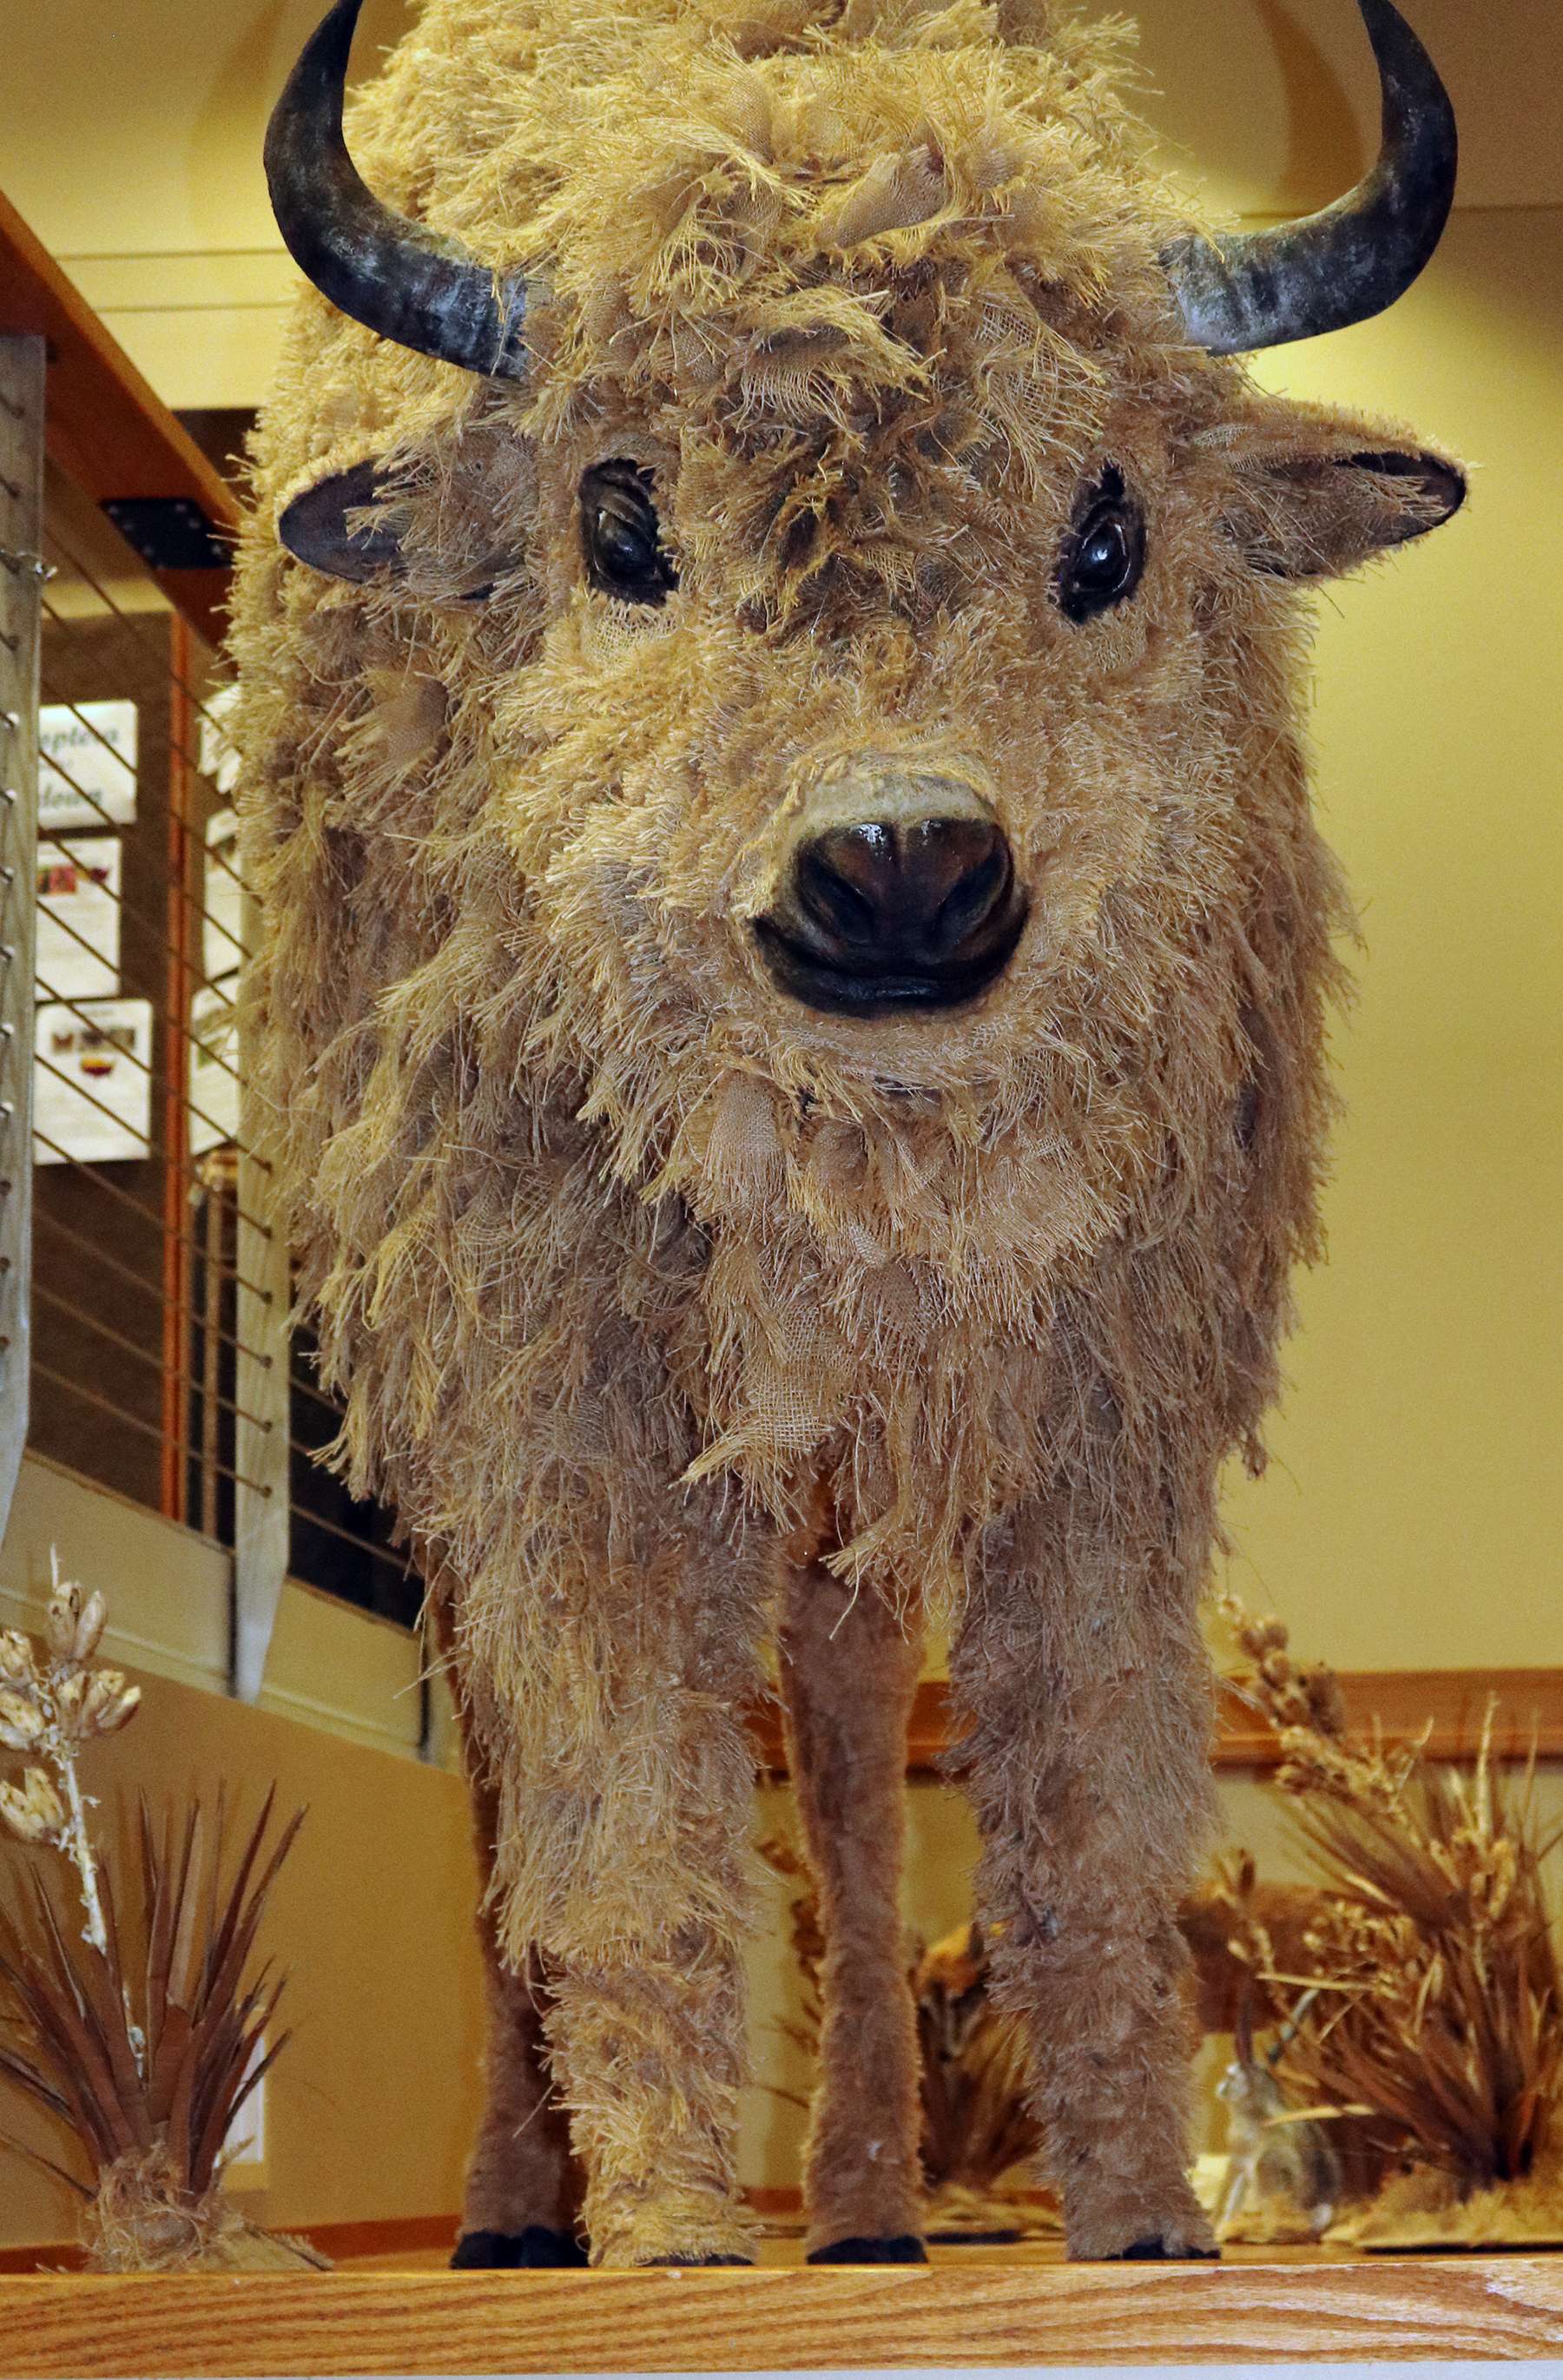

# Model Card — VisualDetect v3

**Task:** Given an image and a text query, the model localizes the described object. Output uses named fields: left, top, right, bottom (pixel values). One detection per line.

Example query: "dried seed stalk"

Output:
left=1221, top=1597, right=1563, bottom=2195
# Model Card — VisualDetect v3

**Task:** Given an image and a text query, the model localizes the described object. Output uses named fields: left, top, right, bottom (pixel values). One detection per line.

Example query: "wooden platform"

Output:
left=1, top=2251, right=1561, bottom=2374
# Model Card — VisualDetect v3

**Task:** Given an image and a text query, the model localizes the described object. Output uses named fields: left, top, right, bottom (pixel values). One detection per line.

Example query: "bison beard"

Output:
left=234, top=0, right=1464, bottom=2265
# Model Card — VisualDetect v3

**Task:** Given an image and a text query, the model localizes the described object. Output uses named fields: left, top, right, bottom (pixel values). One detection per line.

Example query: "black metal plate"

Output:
left=102, top=497, right=232, bottom=571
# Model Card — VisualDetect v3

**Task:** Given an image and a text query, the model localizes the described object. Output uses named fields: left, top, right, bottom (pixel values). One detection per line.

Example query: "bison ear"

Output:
left=1207, top=406, right=1466, bottom=582
left=277, top=460, right=410, bottom=582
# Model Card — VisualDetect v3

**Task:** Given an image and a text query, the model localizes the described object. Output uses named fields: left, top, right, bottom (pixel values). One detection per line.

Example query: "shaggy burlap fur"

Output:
left=234, top=0, right=1462, bottom=2264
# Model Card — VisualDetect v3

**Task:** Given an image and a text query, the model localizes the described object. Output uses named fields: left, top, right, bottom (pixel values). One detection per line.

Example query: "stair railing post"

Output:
left=0, top=335, right=46, bottom=1541
left=232, top=878, right=290, bottom=1699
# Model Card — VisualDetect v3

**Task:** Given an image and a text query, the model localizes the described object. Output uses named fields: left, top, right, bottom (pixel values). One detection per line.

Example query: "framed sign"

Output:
left=38, top=699, right=137, bottom=830
left=34, top=996, right=153, bottom=1165
left=35, top=836, right=122, bottom=1000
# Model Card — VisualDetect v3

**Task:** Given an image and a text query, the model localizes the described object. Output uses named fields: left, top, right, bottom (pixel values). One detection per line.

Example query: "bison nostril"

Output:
left=929, top=836, right=1012, bottom=958
left=796, top=839, right=880, bottom=945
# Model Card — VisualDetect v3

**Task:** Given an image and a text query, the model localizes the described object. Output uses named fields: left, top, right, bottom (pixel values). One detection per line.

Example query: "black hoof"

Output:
left=808, top=2235, right=928, bottom=2265
left=452, top=2225, right=589, bottom=2269
left=1114, top=2237, right=1219, bottom=2262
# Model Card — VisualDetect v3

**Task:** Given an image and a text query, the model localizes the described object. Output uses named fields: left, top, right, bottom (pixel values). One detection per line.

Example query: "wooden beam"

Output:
left=750, top=1670, right=1563, bottom=1778
left=0, top=193, right=239, bottom=644
left=1, top=2254, right=1560, bottom=2374
left=1212, top=1667, right=1563, bottom=1769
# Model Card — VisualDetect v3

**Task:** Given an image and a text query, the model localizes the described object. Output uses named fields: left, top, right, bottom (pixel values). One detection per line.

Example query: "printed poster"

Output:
left=35, top=837, right=122, bottom=1001
left=188, top=983, right=241, bottom=1157
left=203, top=808, right=245, bottom=985
left=38, top=701, right=137, bottom=831
left=34, top=997, right=153, bottom=1166
left=198, top=681, right=241, bottom=801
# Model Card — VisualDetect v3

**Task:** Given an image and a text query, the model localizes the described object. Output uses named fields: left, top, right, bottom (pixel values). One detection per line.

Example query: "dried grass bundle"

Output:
left=755, top=1832, right=824, bottom=2100
left=0, top=1566, right=320, bottom=2271
left=1222, top=1599, right=1563, bottom=2219
left=912, top=1924, right=1042, bottom=2197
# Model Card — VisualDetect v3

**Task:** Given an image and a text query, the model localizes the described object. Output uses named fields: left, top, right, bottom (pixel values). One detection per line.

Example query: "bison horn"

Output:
left=1164, top=0, right=1456, bottom=355
left=265, top=0, right=530, bottom=379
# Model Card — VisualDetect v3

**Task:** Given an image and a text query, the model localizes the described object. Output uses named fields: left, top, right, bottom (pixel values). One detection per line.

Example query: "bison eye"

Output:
left=580, top=459, right=678, bottom=605
left=1057, top=466, right=1145, bottom=623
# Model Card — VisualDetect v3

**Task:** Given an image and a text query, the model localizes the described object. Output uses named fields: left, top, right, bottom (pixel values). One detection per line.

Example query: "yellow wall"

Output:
left=1217, top=208, right=1563, bottom=1669
left=0, top=1471, right=485, bottom=2252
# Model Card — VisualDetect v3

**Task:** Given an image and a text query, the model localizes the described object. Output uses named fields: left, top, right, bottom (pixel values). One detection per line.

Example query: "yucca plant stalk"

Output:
left=0, top=1565, right=320, bottom=2271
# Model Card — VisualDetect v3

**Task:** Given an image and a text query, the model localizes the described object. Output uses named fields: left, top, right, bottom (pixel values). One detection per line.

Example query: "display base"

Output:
left=0, top=2248, right=1560, bottom=2374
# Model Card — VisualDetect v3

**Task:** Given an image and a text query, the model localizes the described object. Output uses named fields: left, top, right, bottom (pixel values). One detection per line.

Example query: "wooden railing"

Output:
left=750, top=1668, right=1563, bottom=1776
left=0, top=191, right=237, bottom=643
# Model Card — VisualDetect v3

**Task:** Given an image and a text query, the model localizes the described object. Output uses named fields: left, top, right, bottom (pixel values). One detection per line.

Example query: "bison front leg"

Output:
left=474, top=1542, right=768, bottom=2266
left=950, top=1512, right=1217, bottom=2262
left=534, top=1659, right=762, bottom=2268
left=780, top=1562, right=927, bottom=2262
left=544, top=1916, right=753, bottom=2267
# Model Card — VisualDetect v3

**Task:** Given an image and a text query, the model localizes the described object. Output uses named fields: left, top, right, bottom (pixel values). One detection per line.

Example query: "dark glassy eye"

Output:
left=1057, top=465, right=1146, bottom=623
left=579, top=459, right=678, bottom=605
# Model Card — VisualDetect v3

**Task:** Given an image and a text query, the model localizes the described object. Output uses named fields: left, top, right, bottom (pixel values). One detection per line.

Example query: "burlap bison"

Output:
left=235, top=0, right=1462, bottom=2265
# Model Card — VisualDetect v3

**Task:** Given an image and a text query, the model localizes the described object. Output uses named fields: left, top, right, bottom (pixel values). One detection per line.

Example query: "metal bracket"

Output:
left=102, top=497, right=232, bottom=572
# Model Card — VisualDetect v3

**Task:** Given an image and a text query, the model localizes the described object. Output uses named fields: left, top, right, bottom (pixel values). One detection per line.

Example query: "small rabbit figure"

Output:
left=1217, top=1990, right=1342, bottom=2242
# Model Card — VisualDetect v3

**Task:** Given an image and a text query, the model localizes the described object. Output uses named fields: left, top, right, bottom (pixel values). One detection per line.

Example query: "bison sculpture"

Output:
left=235, top=0, right=1463, bottom=2266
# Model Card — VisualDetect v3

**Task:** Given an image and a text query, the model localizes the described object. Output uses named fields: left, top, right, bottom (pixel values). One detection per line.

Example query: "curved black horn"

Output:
left=1164, top=0, right=1457, bottom=354
left=265, top=0, right=529, bottom=379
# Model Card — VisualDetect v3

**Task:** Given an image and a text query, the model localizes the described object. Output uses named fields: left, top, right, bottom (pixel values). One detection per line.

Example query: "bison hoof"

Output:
left=452, top=2225, right=589, bottom=2269
left=1114, top=2237, right=1219, bottom=2262
left=808, top=2235, right=928, bottom=2265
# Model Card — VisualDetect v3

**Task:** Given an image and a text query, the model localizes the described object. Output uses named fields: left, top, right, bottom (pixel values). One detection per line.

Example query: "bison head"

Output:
left=243, top=0, right=1463, bottom=1560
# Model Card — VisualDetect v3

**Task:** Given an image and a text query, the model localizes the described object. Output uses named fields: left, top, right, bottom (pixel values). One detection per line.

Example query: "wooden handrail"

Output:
left=751, top=1669, right=1563, bottom=1777
left=0, top=189, right=240, bottom=643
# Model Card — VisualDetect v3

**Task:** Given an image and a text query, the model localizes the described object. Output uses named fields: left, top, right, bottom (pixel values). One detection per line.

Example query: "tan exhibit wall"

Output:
left=1210, top=203, right=1563, bottom=1671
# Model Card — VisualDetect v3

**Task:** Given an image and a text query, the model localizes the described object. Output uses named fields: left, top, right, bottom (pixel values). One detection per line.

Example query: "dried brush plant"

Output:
left=0, top=1563, right=320, bottom=2271
left=1222, top=1597, right=1563, bottom=2244
left=911, top=1922, right=1048, bottom=2227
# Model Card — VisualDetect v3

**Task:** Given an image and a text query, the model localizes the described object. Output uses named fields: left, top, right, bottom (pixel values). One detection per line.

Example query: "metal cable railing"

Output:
left=34, top=669, right=254, bottom=969
left=15, top=421, right=419, bottom=1635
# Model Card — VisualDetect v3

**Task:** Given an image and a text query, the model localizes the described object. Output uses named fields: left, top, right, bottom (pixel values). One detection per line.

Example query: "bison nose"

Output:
left=797, top=818, right=1014, bottom=968
left=756, top=781, right=1026, bottom=1015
